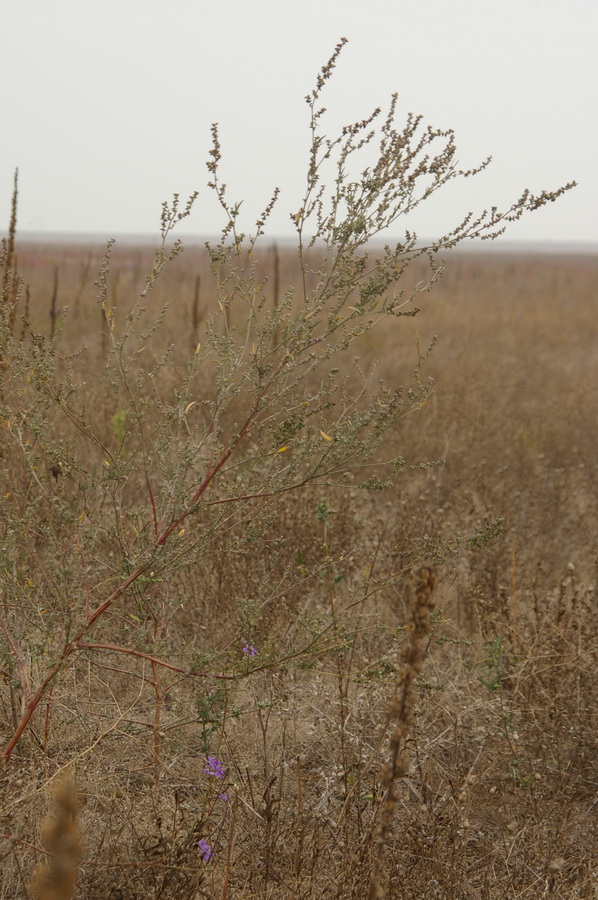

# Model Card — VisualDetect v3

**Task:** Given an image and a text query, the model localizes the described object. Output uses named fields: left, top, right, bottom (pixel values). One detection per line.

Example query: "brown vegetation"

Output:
left=1, top=237, right=596, bottom=898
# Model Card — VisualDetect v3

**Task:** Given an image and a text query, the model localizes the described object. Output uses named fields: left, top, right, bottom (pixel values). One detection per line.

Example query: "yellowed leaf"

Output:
left=276, top=446, right=289, bottom=453
left=320, top=430, right=333, bottom=442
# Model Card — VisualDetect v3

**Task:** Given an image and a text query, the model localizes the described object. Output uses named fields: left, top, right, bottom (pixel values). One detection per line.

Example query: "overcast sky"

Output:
left=2, top=0, right=596, bottom=246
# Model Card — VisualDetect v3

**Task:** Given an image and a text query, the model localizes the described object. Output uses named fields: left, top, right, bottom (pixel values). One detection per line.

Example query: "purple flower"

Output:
left=219, top=792, right=229, bottom=802
left=203, top=755, right=225, bottom=780
left=198, top=839, right=212, bottom=862
left=243, top=643, right=257, bottom=657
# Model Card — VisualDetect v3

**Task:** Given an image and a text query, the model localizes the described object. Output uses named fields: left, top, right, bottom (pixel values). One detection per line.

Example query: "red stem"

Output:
left=77, top=642, right=186, bottom=673
left=3, top=391, right=267, bottom=763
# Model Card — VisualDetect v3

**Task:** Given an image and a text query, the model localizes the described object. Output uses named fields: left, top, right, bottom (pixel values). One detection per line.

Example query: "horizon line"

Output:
left=4, top=230, right=598, bottom=256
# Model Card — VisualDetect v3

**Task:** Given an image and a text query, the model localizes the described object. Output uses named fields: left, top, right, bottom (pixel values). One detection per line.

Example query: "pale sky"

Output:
left=2, top=0, right=597, bottom=246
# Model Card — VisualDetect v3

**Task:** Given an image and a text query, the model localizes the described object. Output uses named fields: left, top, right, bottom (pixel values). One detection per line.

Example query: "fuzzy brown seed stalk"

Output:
left=369, top=566, right=436, bottom=900
left=1, top=169, right=23, bottom=378
left=31, top=778, right=81, bottom=900
left=2, top=170, right=18, bottom=305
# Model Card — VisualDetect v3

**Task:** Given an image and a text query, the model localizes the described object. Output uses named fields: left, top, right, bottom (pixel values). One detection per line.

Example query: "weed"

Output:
left=1, top=39, right=591, bottom=900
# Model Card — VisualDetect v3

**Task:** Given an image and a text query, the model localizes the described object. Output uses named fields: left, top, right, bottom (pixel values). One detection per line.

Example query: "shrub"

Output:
left=0, top=39, right=576, bottom=899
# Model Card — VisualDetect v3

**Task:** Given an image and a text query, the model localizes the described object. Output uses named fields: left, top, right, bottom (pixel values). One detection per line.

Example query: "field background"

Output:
left=1, top=240, right=597, bottom=899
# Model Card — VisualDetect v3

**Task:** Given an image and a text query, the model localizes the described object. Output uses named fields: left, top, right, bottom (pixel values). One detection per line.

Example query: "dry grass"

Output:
left=1, top=240, right=597, bottom=898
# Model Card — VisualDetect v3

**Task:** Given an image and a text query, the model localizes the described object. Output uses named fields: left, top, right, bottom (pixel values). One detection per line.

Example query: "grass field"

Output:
left=1, top=237, right=597, bottom=899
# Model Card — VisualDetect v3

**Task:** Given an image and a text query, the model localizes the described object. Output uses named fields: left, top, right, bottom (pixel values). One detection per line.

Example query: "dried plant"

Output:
left=30, top=778, right=81, bottom=900
left=0, top=39, right=588, bottom=900
left=1, top=169, right=27, bottom=368
left=369, top=566, right=436, bottom=899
